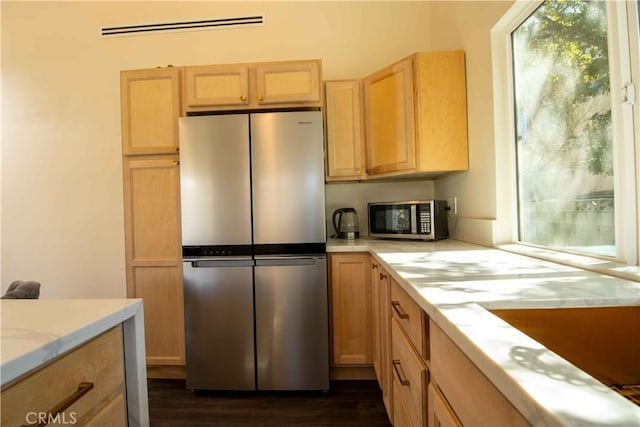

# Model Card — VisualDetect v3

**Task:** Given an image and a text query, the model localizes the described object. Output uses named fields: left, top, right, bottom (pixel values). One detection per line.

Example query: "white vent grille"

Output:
left=102, top=15, right=264, bottom=37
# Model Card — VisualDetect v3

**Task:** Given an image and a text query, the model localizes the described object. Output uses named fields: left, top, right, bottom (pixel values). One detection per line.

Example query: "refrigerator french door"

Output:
left=180, top=111, right=329, bottom=391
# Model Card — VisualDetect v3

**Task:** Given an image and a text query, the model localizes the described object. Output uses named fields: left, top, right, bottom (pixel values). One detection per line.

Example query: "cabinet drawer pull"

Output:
left=391, top=301, right=410, bottom=319
left=23, top=382, right=94, bottom=427
left=379, top=272, right=388, bottom=280
left=392, top=360, right=410, bottom=386
left=173, top=160, right=180, bottom=166
left=372, top=263, right=378, bottom=270
left=174, top=146, right=179, bottom=152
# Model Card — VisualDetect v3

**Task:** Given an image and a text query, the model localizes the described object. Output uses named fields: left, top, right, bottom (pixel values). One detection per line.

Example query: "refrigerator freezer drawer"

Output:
left=254, top=256, right=329, bottom=391
left=183, top=260, right=255, bottom=390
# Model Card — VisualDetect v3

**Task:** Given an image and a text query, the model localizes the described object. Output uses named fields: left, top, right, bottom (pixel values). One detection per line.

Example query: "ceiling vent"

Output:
left=102, top=15, right=264, bottom=37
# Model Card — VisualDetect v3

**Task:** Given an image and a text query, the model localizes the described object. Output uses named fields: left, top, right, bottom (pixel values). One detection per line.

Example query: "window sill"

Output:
left=497, top=243, right=640, bottom=283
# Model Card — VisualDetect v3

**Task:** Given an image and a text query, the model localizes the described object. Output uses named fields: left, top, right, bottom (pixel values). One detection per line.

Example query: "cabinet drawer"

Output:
left=430, top=321, right=530, bottom=426
left=391, top=318, right=428, bottom=427
left=428, top=383, right=462, bottom=427
left=1, top=326, right=126, bottom=426
left=392, top=375, right=414, bottom=427
left=391, top=278, right=427, bottom=359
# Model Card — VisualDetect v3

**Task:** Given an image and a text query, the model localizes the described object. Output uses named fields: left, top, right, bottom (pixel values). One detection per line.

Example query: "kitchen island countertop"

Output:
left=327, top=237, right=640, bottom=426
left=1, top=299, right=149, bottom=426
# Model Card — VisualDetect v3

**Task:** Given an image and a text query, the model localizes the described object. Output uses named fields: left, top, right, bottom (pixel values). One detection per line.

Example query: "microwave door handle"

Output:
left=410, top=205, right=417, bottom=234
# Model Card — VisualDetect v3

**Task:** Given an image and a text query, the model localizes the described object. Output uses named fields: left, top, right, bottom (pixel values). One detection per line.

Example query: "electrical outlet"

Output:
left=447, top=197, right=458, bottom=215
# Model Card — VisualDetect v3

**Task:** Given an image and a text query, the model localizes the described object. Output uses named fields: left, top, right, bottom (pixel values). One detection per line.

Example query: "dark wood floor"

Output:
left=148, top=379, right=392, bottom=426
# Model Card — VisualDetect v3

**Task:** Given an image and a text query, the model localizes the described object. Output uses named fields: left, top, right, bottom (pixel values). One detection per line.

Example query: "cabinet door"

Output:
left=121, top=67, right=181, bottom=155
left=123, top=156, right=182, bottom=263
left=255, top=60, right=321, bottom=105
left=330, top=253, right=372, bottom=365
left=132, top=265, right=185, bottom=366
left=363, top=57, right=416, bottom=175
left=122, top=156, right=184, bottom=365
left=184, top=64, right=249, bottom=110
left=372, top=261, right=393, bottom=420
left=371, top=261, right=382, bottom=383
left=415, top=51, right=468, bottom=173
left=324, top=80, right=366, bottom=181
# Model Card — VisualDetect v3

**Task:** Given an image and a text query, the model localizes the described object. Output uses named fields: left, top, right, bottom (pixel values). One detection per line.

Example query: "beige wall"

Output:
left=1, top=1, right=433, bottom=297
left=429, top=1, right=513, bottom=244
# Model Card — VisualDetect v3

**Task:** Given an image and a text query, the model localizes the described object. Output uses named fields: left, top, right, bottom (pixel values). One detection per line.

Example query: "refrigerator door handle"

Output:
left=190, top=259, right=255, bottom=268
left=255, top=257, right=324, bottom=267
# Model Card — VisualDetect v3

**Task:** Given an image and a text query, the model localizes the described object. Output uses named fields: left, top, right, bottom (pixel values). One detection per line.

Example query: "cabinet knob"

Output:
left=365, top=168, right=371, bottom=174
left=257, top=95, right=264, bottom=101
left=240, top=95, right=247, bottom=102
left=372, top=263, right=378, bottom=270
left=173, top=160, right=180, bottom=165
left=174, top=146, right=179, bottom=152
left=379, top=272, right=388, bottom=280
left=356, top=169, right=361, bottom=175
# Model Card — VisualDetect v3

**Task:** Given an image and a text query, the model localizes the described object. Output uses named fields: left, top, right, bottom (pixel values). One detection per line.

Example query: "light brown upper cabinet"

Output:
left=324, top=80, right=366, bottom=182
left=121, top=67, right=182, bottom=155
left=184, top=59, right=322, bottom=112
left=184, top=64, right=249, bottom=109
left=363, top=51, right=468, bottom=178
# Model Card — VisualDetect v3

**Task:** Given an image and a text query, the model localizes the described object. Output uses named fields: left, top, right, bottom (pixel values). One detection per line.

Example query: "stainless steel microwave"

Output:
left=368, top=200, right=448, bottom=240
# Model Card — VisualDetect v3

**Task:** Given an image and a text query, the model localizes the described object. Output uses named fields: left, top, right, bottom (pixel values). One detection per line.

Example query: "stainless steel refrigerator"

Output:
left=179, top=111, right=329, bottom=391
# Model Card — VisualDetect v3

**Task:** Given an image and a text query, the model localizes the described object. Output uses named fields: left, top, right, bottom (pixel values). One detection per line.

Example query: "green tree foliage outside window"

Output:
left=512, top=0, right=614, bottom=256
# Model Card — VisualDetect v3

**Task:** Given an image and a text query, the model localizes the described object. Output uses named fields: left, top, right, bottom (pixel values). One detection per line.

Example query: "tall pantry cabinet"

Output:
left=120, top=67, right=186, bottom=370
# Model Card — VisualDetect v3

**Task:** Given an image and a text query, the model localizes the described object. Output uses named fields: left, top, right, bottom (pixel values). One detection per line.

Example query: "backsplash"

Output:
left=324, top=180, right=435, bottom=238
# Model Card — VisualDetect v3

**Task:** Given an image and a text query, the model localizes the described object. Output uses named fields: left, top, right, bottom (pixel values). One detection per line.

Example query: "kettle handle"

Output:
left=332, top=209, right=342, bottom=235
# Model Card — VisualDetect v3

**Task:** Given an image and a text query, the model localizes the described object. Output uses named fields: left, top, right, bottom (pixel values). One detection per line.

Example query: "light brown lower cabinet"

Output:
left=392, top=376, right=414, bottom=427
left=391, top=318, right=428, bottom=427
left=122, top=155, right=185, bottom=368
left=329, top=253, right=373, bottom=366
left=428, top=383, right=462, bottom=427
left=0, top=326, right=127, bottom=426
left=372, top=260, right=393, bottom=420
left=430, top=320, right=530, bottom=426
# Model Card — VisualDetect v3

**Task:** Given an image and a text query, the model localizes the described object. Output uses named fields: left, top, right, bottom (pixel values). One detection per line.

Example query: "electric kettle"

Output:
left=332, top=208, right=360, bottom=239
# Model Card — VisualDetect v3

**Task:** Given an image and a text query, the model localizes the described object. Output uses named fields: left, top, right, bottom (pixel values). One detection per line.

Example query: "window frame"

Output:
left=491, top=0, right=640, bottom=269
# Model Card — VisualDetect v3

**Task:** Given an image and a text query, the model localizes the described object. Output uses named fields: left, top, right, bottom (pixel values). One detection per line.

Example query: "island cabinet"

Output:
left=371, top=259, right=393, bottom=422
left=363, top=51, right=468, bottom=178
left=121, top=66, right=186, bottom=374
left=120, top=67, right=182, bottom=155
left=183, top=59, right=322, bottom=112
left=390, top=279, right=429, bottom=427
left=429, top=320, right=531, bottom=427
left=324, top=80, right=367, bottom=181
left=329, top=253, right=373, bottom=370
left=1, top=326, right=127, bottom=426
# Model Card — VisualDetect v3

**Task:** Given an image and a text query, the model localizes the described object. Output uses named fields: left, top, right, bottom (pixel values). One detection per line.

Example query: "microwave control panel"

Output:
left=418, top=207, right=431, bottom=234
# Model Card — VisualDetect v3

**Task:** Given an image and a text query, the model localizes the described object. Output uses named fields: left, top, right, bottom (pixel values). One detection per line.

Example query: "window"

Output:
left=492, top=0, right=639, bottom=266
